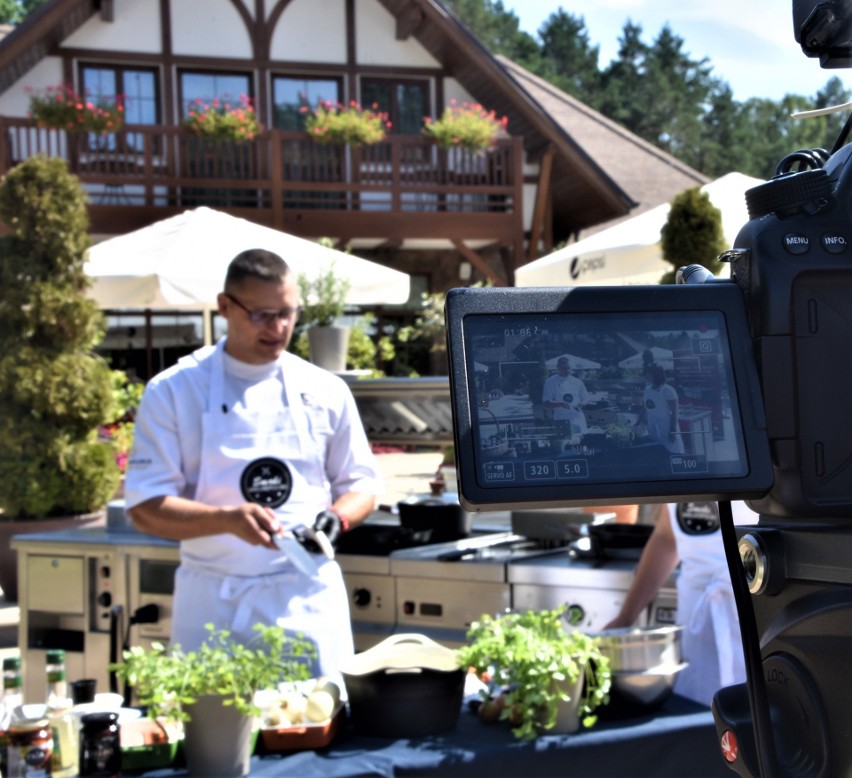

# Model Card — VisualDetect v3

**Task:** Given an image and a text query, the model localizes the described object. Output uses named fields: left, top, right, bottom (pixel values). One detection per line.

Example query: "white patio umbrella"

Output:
left=515, top=172, right=763, bottom=287
left=618, top=347, right=674, bottom=371
left=85, top=207, right=410, bottom=310
left=544, top=353, right=601, bottom=370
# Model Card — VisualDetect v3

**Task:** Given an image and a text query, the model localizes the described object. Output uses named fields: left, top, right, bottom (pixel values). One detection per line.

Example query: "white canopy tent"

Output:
left=515, top=172, right=764, bottom=288
left=85, top=207, right=411, bottom=343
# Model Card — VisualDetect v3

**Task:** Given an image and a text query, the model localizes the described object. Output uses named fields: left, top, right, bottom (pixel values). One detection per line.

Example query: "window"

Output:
left=361, top=79, right=428, bottom=135
left=82, top=66, right=158, bottom=124
left=179, top=72, right=252, bottom=118
left=273, top=76, right=341, bottom=130
left=80, top=65, right=158, bottom=150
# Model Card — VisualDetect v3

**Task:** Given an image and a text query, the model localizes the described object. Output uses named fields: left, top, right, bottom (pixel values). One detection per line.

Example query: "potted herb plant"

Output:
left=456, top=606, right=611, bottom=741
left=112, top=623, right=315, bottom=777
left=298, top=258, right=352, bottom=372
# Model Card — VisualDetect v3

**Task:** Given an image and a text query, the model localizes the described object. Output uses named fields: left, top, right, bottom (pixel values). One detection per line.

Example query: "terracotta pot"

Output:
left=0, top=511, right=105, bottom=603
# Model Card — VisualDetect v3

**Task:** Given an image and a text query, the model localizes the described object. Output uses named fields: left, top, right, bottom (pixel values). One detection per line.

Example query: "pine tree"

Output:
left=0, top=155, right=120, bottom=517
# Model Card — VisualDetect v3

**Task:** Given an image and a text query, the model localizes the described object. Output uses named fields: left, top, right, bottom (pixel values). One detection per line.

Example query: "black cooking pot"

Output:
left=578, top=523, right=654, bottom=560
left=397, top=499, right=472, bottom=543
left=341, top=634, right=465, bottom=738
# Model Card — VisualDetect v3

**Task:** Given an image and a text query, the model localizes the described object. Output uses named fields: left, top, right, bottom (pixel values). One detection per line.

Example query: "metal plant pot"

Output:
left=307, top=325, right=351, bottom=372
left=182, top=694, right=253, bottom=778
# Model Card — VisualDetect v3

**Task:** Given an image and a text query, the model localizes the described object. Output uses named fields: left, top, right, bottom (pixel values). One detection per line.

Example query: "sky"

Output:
left=502, top=0, right=852, bottom=102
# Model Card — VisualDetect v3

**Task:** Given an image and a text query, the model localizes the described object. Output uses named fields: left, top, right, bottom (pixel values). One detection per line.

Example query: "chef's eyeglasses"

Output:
left=225, top=293, right=302, bottom=326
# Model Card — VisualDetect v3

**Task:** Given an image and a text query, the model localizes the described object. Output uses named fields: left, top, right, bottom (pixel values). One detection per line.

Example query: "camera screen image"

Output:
left=446, top=285, right=773, bottom=509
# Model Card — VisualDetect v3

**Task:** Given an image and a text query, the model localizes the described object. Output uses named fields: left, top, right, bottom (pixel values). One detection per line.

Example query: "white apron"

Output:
left=170, top=342, right=354, bottom=682
left=669, top=502, right=744, bottom=707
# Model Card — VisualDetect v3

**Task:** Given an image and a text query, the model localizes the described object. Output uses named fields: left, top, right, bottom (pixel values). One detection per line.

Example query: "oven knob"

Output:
left=97, top=592, right=112, bottom=607
left=353, top=588, right=371, bottom=607
left=565, top=604, right=585, bottom=625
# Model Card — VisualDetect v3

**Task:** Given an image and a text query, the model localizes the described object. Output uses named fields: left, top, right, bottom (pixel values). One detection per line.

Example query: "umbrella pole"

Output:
left=203, top=305, right=213, bottom=346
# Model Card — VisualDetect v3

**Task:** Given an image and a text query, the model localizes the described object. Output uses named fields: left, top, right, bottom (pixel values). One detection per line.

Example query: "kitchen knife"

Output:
left=271, top=533, right=320, bottom=576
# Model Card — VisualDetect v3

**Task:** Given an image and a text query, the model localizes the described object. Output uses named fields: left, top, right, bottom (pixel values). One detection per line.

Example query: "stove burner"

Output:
left=337, top=523, right=433, bottom=556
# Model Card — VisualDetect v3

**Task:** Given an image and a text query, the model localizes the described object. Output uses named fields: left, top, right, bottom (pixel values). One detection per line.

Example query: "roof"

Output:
left=0, top=0, right=98, bottom=94
left=496, top=56, right=709, bottom=240
left=0, top=0, right=708, bottom=245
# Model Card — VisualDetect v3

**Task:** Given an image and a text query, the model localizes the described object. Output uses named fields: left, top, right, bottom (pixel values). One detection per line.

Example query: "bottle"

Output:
left=1, top=655, right=25, bottom=778
left=44, top=651, right=77, bottom=778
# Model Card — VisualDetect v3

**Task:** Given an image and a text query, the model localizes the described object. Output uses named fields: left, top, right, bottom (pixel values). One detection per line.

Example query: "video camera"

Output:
left=444, top=3, right=852, bottom=775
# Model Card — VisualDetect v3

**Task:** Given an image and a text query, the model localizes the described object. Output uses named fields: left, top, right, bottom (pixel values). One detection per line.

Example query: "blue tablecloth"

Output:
left=139, top=694, right=730, bottom=777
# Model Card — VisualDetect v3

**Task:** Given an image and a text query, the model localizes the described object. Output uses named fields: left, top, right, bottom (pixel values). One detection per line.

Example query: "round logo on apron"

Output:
left=240, top=457, right=293, bottom=508
left=676, top=501, right=720, bottom=535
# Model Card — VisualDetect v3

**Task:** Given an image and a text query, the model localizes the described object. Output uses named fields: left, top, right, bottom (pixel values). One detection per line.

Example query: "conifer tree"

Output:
left=0, top=155, right=119, bottom=517
left=659, top=188, right=725, bottom=285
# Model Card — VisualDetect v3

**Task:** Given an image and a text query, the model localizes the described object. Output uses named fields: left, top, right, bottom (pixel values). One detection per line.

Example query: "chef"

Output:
left=542, top=356, right=589, bottom=436
left=124, top=248, right=383, bottom=682
left=604, top=501, right=756, bottom=707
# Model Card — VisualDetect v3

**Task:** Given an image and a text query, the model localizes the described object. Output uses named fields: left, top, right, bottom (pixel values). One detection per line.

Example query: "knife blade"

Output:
left=303, top=526, right=335, bottom=560
left=270, top=533, right=320, bottom=576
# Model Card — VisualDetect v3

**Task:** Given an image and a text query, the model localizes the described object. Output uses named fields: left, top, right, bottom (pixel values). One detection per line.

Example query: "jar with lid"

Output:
left=79, top=711, right=121, bottom=778
left=6, top=717, right=54, bottom=778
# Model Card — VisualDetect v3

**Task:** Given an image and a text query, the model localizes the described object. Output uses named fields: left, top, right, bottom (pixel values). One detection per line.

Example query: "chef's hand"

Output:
left=300, top=509, right=346, bottom=552
left=231, top=504, right=282, bottom=549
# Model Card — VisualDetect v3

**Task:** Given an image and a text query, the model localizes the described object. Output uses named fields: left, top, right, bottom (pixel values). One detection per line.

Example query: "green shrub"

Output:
left=0, top=155, right=120, bottom=518
left=659, top=187, right=725, bottom=284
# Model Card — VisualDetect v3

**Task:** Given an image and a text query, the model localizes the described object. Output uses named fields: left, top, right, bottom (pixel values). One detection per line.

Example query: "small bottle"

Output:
left=44, top=651, right=78, bottom=778
left=1, top=655, right=25, bottom=778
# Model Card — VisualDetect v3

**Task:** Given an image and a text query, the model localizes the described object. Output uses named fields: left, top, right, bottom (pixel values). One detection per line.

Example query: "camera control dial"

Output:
left=745, top=168, right=831, bottom=219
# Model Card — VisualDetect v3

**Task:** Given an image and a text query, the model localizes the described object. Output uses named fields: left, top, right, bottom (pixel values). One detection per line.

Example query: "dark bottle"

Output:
left=79, top=711, right=121, bottom=778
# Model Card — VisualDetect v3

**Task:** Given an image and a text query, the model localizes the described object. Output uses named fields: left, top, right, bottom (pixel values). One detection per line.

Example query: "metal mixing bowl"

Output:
left=589, top=625, right=682, bottom=672
left=610, top=663, right=687, bottom=707
left=601, top=662, right=688, bottom=717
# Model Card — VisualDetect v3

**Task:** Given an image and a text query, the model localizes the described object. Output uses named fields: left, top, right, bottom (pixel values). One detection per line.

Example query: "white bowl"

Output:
left=94, top=692, right=125, bottom=710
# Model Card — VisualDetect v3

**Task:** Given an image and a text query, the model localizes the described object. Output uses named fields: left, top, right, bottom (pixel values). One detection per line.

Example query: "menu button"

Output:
left=783, top=233, right=810, bottom=254
left=822, top=233, right=848, bottom=254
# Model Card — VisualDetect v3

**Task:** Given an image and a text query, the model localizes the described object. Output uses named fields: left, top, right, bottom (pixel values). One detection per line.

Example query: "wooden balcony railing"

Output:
left=0, top=120, right=524, bottom=238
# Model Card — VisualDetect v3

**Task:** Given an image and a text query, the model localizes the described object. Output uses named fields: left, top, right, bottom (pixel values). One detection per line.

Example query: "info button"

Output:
left=822, top=233, right=848, bottom=254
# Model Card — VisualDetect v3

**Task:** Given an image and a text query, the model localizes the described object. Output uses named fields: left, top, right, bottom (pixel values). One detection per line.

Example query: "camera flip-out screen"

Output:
left=446, top=285, right=772, bottom=510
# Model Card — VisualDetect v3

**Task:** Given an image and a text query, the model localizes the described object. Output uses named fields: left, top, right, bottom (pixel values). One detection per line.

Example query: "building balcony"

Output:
left=0, top=120, right=525, bottom=243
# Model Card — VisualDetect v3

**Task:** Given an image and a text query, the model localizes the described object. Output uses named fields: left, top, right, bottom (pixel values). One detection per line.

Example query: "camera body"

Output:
left=716, top=142, right=852, bottom=777
left=445, top=8, right=852, bottom=770
left=731, top=143, right=852, bottom=519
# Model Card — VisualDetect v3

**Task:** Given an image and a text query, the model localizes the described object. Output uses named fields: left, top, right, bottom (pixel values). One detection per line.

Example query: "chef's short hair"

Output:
left=225, top=249, right=291, bottom=289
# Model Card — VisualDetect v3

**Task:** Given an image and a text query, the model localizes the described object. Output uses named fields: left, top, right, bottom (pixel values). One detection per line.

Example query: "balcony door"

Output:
left=273, top=76, right=344, bottom=208
left=178, top=71, right=256, bottom=207
left=360, top=78, right=429, bottom=136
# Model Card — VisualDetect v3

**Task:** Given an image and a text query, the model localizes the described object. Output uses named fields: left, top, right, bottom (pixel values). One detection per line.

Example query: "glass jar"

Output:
left=7, top=717, right=54, bottom=777
left=79, top=711, right=121, bottom=778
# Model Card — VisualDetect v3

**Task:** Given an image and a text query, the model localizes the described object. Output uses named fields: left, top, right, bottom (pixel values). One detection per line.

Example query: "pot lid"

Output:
left=339, top=633, right=460, bottom=675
